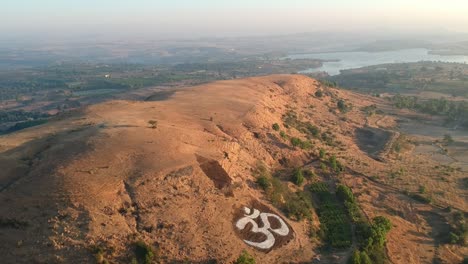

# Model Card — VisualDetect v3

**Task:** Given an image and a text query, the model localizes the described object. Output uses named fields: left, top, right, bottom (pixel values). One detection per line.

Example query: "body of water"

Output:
left=288, top=48, right=468, bottom=75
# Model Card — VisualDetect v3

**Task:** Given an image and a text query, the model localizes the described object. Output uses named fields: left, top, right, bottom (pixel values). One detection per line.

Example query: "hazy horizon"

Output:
left=3, top=0, right=468, bottom=41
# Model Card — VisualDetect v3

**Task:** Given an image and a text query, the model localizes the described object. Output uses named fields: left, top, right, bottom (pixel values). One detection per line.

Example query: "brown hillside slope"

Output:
left=0, top=75, right=465, bottom=263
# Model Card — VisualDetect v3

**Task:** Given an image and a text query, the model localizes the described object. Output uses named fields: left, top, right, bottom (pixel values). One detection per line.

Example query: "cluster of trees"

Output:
left=0, top=110, right=49, bottom=123
left=392, top=95, right=468, bottom=127
left=335, top=184, right=392, bottom=264
left=310, top=182, right=353, bottom=248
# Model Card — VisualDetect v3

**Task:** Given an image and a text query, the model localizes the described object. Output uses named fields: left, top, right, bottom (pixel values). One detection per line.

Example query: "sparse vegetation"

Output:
left=253, top=163, right=312, bottom=221
left=282, top=110, right=321, bottom=139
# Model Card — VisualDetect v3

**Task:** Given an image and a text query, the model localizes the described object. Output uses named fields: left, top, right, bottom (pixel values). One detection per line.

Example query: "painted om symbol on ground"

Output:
left=235, top=207, right=290, bottom=250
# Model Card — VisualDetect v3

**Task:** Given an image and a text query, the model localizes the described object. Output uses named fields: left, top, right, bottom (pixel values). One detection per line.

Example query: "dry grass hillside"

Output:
left=0, top=75, right=466, bottom=264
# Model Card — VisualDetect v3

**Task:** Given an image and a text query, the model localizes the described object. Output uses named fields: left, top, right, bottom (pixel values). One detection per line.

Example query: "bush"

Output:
left=272, top=123, right=280, bottom=131
left=291, top=168, right=304, bottom=186
left=315, top=90, right=324, bottom=97
left=290, top=137, right=301, bottom=147
left=279, top=131, right=287, bottom=139
left=319, top=148, right=326, bottom=159
left=256, top=176, right=271, bottom=191
left=360, top=251, right=372, bottom=264
left=134, top=241, right=155, bottom=264
left=148, top=120, right=158, bottom=129
left=336, top=185, right=355, bottom=203
left=290, top=137, right=312, bottom=149
left=329, top=155, right=342, bottom=172
left=444, top=134, right=454, bottom=144
left=303, top=169, right=316, bottom=179
left=419, top=185, right=426, bottom=194
left=234, top=250, right=255, bottom=264
left=349, top=250, right=361, bottom=264
left=410, top=193, right=432, bottom=204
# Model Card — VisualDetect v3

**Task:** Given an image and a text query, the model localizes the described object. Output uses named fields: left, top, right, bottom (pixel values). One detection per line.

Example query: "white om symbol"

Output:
left=235, top=207, right=290, bottom=250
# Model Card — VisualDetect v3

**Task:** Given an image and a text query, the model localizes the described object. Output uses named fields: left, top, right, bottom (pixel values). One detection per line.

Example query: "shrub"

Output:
left=337, top=99, right=352, bottom=113
left=290, top=137, right=312, bottom=149
left=134, top=241, right=155, bottom=264
left=148, top=120, right=158, bottom=129
left=444, top=134, right=454, bottom=144
left=315, top=90, right=323, bottom=97
left=336, top=185, right=355, bottom=203
left=348, top=250, right=371, bottom=264
left=272, top=123, right=280, bottom=131
left=349, top=250, right=361, bottom=264
left=279, top=131, right=287, bottom=139
left=291, top=168, right=304, bottom=186
left=320, top=162, right=327, bottom=171
left=410, top=193, right=432, bottom=204
left=256, top=176, right=271, bottom=191
left=319, top=148, right=326, bottom=159
left=329, top=155, right=342, bottom=172
left=290, top=137, right=302, bottom=147
left=360, top=251, right=372, bottom=264
left=419, top=185, right=426, bottom=194
left=303, top=169, right=316, bottom=179
left=234, top=250, right=255, bottom=264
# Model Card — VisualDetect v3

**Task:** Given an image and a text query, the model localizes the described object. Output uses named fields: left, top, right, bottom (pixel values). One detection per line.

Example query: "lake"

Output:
left=288, top=48, right=468, bottom=75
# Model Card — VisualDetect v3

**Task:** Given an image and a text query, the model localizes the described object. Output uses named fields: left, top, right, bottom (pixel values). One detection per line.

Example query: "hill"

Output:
left=0, top=75, right=466, bottom=263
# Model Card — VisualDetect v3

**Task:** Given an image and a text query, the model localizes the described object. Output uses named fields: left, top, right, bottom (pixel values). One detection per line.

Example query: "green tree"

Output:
left=349, top=250, right=361, bottom=264
left=337, top=185, right=355, bottom=203
left=360, top=251, right=372, bottom=264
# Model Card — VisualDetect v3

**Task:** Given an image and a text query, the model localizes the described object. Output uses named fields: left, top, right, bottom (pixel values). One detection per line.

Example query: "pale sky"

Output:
left=2, top=0, right=468, bottom=39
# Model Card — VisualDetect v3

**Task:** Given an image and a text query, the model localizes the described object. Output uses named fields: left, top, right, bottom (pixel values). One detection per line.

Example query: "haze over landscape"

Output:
left=0, top=1, right=468, bottom=264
